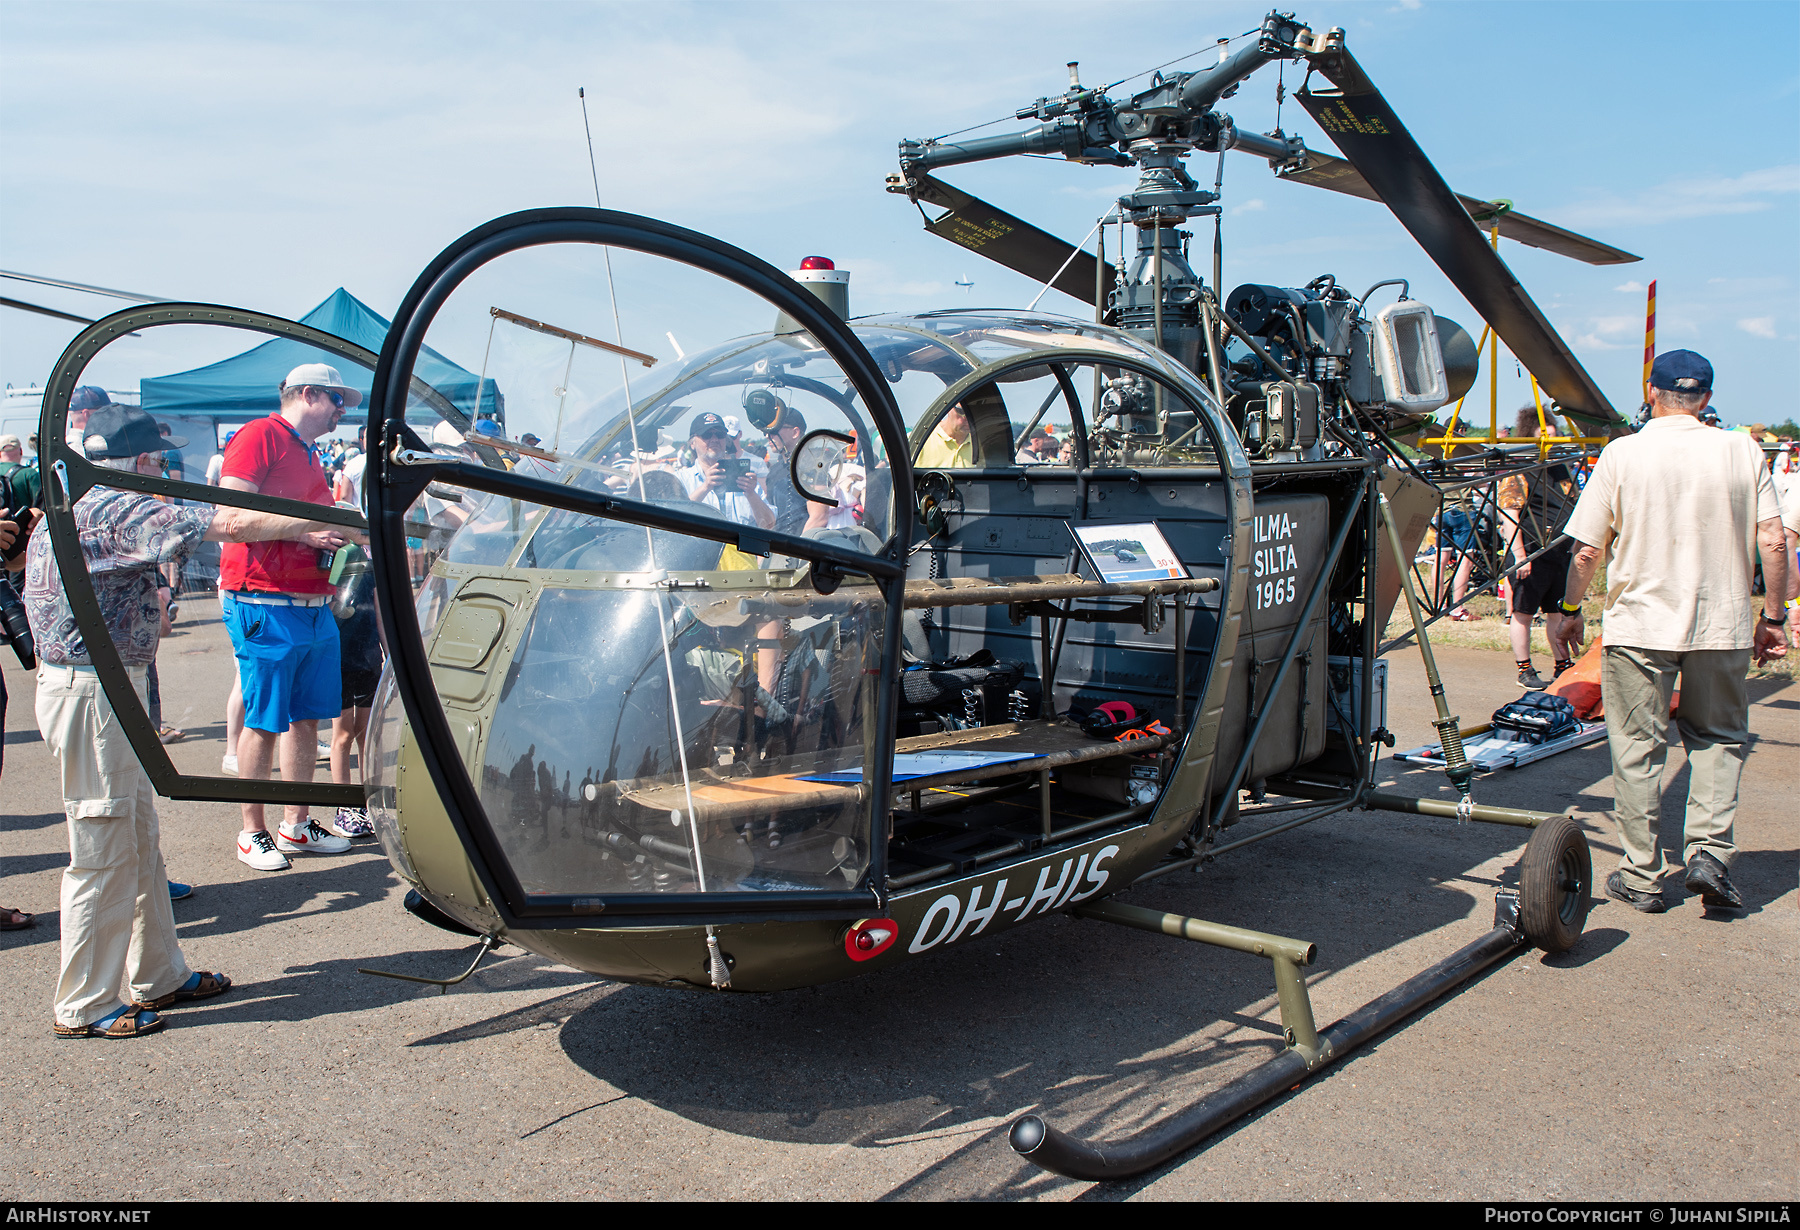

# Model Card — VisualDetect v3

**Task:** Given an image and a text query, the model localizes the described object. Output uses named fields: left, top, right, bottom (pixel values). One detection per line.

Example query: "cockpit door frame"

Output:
left=33, top=304, right=453, bottom=807
left=365, top=208, right=915, bottom=929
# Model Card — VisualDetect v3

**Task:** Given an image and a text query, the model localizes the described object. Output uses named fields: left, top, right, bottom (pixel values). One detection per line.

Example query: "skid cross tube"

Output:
left=1364, top=790, right=1556, bottom=829
left=1010, top=906, right=1527, bottom=1181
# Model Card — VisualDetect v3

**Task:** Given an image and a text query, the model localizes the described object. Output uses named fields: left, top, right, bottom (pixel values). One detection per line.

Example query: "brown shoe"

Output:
left=53, top=1007, right=165, bottom=1040
left=133, top=970, right=232, bottom=1011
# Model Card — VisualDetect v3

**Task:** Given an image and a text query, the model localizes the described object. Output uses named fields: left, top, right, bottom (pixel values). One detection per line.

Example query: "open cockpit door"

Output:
left=33, top=305, right=433, bottom=810
left=361, top=209, right=915, bottom=929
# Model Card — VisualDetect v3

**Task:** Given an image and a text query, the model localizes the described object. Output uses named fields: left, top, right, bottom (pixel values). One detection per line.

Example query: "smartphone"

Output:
left=327, top=543, right=356, bottom=585
left=717, top=457, right=751, bottom=485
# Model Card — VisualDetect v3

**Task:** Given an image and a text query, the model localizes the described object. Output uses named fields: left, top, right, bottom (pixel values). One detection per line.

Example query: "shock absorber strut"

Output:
left=1377, top=493, right=1475, bottom=815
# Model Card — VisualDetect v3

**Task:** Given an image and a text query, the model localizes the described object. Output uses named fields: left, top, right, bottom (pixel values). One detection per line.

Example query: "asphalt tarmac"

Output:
left=2, top=603, right=1794, bottom=1201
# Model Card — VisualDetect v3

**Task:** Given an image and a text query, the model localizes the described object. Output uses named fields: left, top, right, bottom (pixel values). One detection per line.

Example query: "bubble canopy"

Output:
left=364, top=209, right=918, bottom=929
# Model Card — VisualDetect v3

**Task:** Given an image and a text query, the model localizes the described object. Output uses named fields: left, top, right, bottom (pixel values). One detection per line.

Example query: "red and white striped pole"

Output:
left=1641, top=279, right=1657, bottom=400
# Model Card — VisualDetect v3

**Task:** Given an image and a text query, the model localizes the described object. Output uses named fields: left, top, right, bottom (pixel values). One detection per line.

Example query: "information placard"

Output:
left=1069, top=521, right=1188, bottom=584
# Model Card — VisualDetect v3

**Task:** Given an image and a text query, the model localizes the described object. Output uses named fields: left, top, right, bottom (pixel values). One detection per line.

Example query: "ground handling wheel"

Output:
left=1518, top=814, right=1591, bottom=952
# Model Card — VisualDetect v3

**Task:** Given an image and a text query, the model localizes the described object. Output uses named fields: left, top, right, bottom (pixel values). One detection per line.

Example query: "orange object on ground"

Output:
left=1546, top=637, right=1606, bottom=718
left=1545, top=634, right=1678, bottom=719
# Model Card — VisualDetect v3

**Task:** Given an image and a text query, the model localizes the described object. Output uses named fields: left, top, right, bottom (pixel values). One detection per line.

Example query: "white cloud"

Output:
left=1737, top=316, right=1778, bottom=339
left=1588, top=315, right=1638, bottom=338
left=1230, top=198, right=1267, bottom=216
left=1614, top=280, right=1644, bottom=293
left=1574, top=333, right=1625, bottom=351
left=1554, top=165, right=1800, bottom=227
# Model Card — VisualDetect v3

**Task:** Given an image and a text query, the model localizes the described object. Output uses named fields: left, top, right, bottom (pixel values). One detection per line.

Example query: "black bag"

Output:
left=1491, top=691, right=1578, bottom=743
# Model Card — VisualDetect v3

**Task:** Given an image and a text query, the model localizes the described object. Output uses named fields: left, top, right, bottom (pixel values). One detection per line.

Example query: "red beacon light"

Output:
left=798, top=256, right=835, bottom=270
left=844, top=918, right=898, bottom=961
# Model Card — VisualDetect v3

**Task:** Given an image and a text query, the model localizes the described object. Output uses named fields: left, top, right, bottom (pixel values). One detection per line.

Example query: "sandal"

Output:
left=1448, top=609, right=1475, bottom=622
left=134, top=970, right=232, bottom=1011
left=1, top=907, right=33, bottom=931
left=53, top=1007, right=164, bottom=1040
left=158, top=725, right=186, bottom=744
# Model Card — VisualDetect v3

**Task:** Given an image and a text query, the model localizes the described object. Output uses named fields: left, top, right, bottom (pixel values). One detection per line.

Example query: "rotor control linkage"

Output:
left=1011, top=896, right=1527, bottom=1181
left=1377, top=492, right=1475, bottom=812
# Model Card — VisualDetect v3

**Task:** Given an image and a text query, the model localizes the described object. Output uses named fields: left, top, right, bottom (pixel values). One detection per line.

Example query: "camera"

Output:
left=716, top=457, right=752, bottom=486
left=0, top=579, right=35, bottom=670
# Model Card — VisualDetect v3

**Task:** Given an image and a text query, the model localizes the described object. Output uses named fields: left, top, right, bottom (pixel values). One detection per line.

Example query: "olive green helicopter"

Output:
left=33, top=10, right=1637, bottom=1179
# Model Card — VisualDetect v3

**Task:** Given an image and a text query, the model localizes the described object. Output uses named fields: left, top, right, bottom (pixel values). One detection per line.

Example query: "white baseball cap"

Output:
left=281, top=363, right=363, bottom=408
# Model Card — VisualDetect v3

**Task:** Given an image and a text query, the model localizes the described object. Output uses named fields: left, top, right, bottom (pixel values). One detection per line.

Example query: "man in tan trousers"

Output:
left=25, top=404, right=343, bottom=1037
left=1560, top=350, right=1789, bottom=913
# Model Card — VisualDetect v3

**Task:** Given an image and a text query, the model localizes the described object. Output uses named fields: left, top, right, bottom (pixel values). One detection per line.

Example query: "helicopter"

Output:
left=28, top=9, right=1636, bottom=1181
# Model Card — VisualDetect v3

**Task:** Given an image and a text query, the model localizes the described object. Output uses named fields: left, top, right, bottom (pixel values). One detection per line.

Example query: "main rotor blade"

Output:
left=1, top=268, right=167, bottom=303
left=909, top=174, right=1116, bottom=308
left=1, top=296, right=101, bottom=326
left=1296, top=48, right=1627, bottom=434
left=1272, top=148, right=1640, bottom=267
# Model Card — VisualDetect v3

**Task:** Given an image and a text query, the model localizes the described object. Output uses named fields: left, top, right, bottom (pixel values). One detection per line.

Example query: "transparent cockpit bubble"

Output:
left=374, top=240, right=905, bottom=902
left=904, top=355, right=1220, bottom=472
left=408, top=244, right=903, bottom=550
left=472, top=577, right=885, bottom=897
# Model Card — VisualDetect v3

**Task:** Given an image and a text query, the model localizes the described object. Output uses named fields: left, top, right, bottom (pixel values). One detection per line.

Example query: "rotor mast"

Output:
left=895, top=10, right=1318, bottom=373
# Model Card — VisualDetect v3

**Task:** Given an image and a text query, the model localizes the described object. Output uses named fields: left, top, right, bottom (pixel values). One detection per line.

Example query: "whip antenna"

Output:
left=579, top=87, right=603, bottom=209
left=573, top=87, right=711, bottom=930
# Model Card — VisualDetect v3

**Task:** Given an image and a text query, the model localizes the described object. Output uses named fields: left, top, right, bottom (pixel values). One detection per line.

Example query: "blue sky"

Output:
left=3, top=0, right=1796, bottom=427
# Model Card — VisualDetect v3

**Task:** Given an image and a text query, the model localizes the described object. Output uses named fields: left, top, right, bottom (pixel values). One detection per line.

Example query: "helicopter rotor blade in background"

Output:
left=1241, top=141, right=1641, bottom=267
left=909, top=174, right=1116, bottom=309
left=1, top=296, right=102, bottom=326
left=1292, top=46, right=1630, bottom=434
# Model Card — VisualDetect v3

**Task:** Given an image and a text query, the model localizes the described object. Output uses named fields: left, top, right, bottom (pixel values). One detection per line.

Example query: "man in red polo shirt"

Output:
left=219, top=363, right=361, bottom=871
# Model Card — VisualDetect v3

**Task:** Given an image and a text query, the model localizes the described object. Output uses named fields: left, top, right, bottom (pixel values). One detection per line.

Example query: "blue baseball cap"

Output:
left=472, top=418, right=503, bottom=438
left=68, top=386, right=109, bottom=412
left=1649, top=349, right=1713, bottom=393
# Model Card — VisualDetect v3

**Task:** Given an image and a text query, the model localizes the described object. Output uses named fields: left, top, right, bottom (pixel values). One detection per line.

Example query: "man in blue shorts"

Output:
left=219, top=364, right=362, bottom=871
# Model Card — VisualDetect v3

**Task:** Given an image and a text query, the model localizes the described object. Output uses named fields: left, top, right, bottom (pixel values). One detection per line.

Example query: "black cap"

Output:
left=68, top=386, right=109, bottom=412
left=690, top=411, right=729, bottom=438
left=1649, top=349, right=1713, bottom=393
left=81, top=404, right=186, bottom=459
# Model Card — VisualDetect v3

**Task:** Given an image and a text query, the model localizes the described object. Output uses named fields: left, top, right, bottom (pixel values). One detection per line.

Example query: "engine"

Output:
left=1221, top=277, right=1476, bottom=460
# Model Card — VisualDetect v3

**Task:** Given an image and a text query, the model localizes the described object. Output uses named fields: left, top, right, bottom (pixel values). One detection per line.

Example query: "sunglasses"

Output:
left=698, top=430, right=728, bottom=441
left=312, top=388, right=345, bottom=410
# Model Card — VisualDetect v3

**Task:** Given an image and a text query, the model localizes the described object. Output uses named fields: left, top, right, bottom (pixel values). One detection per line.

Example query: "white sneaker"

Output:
left=237, top=829, right=290, bottom=872
left=317, top=740, right=333, bottom=762
left=277, top=817, right=351, bottom=855
left=221, top=753, right=239, bottom=776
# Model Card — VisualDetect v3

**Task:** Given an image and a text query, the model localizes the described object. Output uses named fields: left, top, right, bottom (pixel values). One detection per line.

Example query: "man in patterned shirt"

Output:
left=25, top=404, right=341, bottom=1039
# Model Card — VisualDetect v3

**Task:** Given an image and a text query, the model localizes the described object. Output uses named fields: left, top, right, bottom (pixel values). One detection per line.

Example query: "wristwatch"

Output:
left=1760, top=608, right=1789, bottom=627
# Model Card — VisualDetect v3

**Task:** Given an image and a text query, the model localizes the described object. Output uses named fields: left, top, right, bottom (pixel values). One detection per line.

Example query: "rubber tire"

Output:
left=1519, top=814, right=1591, bottom=952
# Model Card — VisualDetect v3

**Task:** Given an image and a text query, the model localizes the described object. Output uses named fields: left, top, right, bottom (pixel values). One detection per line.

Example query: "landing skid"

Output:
left=1013, top=811, right=1593, bottom=1181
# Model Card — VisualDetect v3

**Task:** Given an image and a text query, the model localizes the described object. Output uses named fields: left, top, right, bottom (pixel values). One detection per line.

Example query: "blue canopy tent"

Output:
left=139, top=288, right=500, bottom=424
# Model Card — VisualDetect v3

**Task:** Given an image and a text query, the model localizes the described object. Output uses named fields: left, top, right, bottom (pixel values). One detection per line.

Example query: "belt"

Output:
left=39, top=662, right=146, bottom=675
left=228, top=591, right=328, bottom=607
